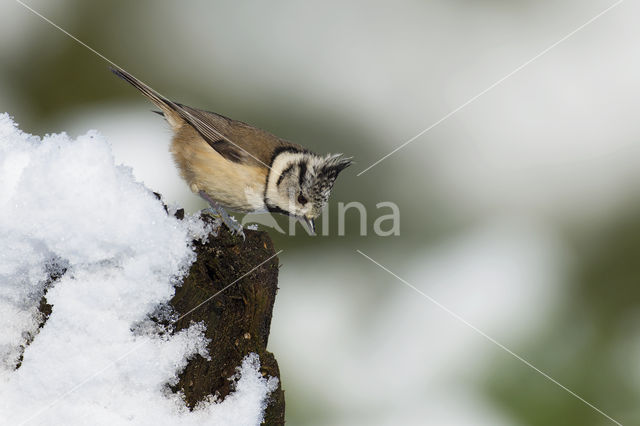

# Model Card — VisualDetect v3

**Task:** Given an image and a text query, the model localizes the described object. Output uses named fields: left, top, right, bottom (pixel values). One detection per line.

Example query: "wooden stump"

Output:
left=168, top=214, right=285, bottom=425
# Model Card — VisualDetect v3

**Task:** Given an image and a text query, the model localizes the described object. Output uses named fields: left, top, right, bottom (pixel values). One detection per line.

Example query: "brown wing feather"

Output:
left=112, top=66, right=302, bottom=168
left=171, top=103, right=299, bottom=168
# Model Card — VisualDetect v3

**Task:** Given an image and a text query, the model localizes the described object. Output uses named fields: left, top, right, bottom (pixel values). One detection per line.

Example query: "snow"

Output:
left=0, top=113, right=277, bottom=425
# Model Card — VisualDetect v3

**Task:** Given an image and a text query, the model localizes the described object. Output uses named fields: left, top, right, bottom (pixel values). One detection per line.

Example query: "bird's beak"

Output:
left=302, top=217, right=316, bottom=235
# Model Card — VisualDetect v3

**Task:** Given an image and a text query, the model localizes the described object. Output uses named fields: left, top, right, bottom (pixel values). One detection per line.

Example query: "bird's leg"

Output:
left=199, top=190, right=245, bottom=239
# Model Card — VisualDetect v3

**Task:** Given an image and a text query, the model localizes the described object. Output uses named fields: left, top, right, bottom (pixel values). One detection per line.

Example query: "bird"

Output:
left=111, top=67, right=351, bottom=237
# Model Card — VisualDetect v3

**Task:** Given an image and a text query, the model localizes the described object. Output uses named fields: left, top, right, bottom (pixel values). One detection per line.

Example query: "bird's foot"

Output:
left=204, top=206, right=245, bottom=240
left=199, top=190, right=245, bottom=240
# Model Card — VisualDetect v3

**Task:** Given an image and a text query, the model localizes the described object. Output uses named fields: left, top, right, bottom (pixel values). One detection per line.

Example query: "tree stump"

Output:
left=168, top=213, right=285, bottom=425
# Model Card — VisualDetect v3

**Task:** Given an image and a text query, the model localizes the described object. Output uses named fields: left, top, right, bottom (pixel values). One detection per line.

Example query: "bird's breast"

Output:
left=170, top=130, right=268, bottom=212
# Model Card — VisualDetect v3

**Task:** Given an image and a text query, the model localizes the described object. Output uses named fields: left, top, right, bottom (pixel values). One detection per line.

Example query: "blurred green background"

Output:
left=2, top=0, right=639, bottom=424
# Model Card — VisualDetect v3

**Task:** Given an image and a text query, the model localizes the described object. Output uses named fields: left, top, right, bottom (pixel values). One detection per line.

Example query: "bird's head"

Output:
left=265, top=150, right=352, bottom=233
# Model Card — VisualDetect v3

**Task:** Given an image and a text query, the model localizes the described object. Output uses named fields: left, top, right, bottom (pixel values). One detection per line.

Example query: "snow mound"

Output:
left=0, top=113, right=277, bottom=425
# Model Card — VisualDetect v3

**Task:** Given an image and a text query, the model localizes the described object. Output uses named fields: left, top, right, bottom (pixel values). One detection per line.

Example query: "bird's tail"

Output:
left=111, top=67, right=182, bottom=128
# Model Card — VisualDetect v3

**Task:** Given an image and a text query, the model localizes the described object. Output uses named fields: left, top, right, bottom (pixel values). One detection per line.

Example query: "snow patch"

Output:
left=0, top=113, right=276, bottom=425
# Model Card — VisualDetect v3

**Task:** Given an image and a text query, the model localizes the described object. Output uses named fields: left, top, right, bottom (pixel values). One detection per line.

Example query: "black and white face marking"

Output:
left=264, top=150, right=352, bottom=221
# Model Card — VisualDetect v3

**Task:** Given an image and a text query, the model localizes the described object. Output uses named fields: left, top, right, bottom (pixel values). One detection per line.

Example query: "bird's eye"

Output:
left=297, top=194, right=307, bottom=205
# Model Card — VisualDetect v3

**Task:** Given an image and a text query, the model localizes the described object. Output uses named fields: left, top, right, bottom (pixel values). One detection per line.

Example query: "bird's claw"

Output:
left=226, top=219, right=246, bottom=240
left=204, top=207, right=245, bottom=240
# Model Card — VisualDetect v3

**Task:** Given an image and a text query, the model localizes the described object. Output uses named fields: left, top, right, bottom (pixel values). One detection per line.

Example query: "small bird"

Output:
left=111, top=67, right=351, bottom=236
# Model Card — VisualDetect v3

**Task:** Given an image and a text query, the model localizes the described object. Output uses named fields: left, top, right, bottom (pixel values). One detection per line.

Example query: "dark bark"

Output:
left=167, top=214, right=285, bottom=425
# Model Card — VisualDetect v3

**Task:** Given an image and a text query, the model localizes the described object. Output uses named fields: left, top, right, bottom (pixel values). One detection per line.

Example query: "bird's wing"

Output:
left=172, top=103, right=296, bottom=169
left=111, top=66, right=298, bottom=169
